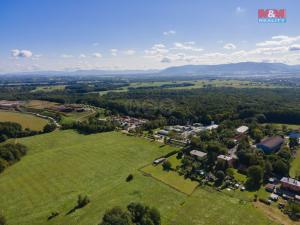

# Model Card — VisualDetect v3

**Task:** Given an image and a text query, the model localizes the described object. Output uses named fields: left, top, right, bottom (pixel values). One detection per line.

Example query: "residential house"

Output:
left=190, top=150, right=207, bottom=159
left=280, top=177, right=300, bottom=192
left=217, top=155, right=235, bottom=167
left=236, top=125, right=249, bottom=134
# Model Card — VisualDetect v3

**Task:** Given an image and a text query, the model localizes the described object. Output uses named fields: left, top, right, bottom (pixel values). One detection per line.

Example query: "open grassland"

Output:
left=140, top=154, right=199, bottom=195
left=127, top=80, right=268, bottom=89
left=60, top=110, right=96, bottom=125
left=0, top=110, right=48, bottom=130
left=0, top=131, right=277, bottom=225
left=140, top=164, right=198, bottom=195
left=169, top=187, right=276, bottom=225
left=23, top=100, right=59, bottom=110
left=167, top=79, right=284, bottom=90
left=31, top=85, right=66, bottom=93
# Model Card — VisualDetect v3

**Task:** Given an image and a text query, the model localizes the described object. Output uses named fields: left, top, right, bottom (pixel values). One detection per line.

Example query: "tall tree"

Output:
left=246, top=165, right=263, bottom=190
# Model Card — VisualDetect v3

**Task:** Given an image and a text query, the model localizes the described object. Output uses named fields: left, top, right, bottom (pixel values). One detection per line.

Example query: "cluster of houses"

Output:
left=49, top=104, right=87, bottom=113
left=112, top=116, right=148, bottom=131
left=156, top=122, right=219, bottom=140
left=265, top=177, right=300, bottom=204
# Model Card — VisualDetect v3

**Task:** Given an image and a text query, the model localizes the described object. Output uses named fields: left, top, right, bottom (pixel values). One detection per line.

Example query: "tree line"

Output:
left=0, top=143, right=28, bottom=173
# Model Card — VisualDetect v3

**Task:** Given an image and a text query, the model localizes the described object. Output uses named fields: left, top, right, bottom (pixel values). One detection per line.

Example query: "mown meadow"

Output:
left=0, top=130, right=276, bottom=225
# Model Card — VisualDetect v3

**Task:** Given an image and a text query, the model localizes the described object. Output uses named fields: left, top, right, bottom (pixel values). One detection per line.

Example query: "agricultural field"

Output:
left=31, top=85, right=66, bottom=93
left=140, top=163, right=198, bottom=195
left=23, top=100, right=59, bottom=110
left=60, top=110, right=96, bottom=125
left=0, top=110, right=48, bottom=131
left=99, top=79, right=288, bottom=95
left=0, top=130, right=277, bottom=225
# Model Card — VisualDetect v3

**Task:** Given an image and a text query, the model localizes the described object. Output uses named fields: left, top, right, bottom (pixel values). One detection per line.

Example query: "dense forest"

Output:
left=2, top=79, right=300, bottom=126
left=88, top=88, right=300, bottom=125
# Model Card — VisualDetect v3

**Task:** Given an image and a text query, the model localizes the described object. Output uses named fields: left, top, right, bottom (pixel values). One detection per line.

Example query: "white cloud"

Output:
left=159, top=52, right=198, bottom=64
left=145, top=44, right=169, bottom=57
left=93, top=42, right=99, bottom=46
left=223, top=43, right=236, bottom=50
left=251, top=46, right=288, bottom=54
left=256, top=35, right=300, bottom=47
left=110, top=49, right=118, bottom=56
left=61, top=54, right=73, bottom=58
left=173, top=42, right=203, bottom=52
left=32, top=54, right=42, bottom=60
left=204, top=52, right=226, bottom=57
left=5, top=34, right=300, bottom=73
left=289, top=45, right=300, bottom=51
left=163, top=30, right=176, bottom=36
left=124, top=49, right=136, bottom=55
left=235, top=6, right=245, bottom=14
left=92, top=52, right=102, bottom=58
left=11, top=49, right=33, bottom=58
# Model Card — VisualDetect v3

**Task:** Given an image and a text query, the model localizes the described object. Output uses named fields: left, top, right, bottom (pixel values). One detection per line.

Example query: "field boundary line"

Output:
left=138, top=166, right=198, bottom=196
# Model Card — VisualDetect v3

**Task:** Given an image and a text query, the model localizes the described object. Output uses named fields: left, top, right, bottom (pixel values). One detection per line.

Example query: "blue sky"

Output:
left=0, top=0, right=300, bottom=72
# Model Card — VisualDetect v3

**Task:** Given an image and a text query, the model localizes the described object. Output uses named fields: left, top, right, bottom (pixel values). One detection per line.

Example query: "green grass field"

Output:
left=141, top=164, right=198, bottom=195
left=60, top=110, right=96, bottom=125
left=290, top=150, right=300, bottom=178
left=0, top=131, right=277, bottom=225
left=269, top=123, right=300, bottom=130
left=0, top=110, right=48, bottom=131
left=31, top=85, right=66, bottom=93
left=23, top=100, right=59, bottom=110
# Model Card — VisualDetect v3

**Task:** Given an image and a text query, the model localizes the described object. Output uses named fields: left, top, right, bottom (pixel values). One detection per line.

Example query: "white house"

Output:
left=236, top=126, right=249, bottom=134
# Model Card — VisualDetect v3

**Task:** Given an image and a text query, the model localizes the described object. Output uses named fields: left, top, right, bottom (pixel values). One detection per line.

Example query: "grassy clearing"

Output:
left=232, top=169, right=247, bottom=183
left=290, top=149, right=300, bottom=178
left=0, top=110, right=48, bottom=131
left=169, top=187, right=277, bottom=225
left=167, top=154, right=182, bottom=168
left=60, top=110, right=96, bottom=125
left=268, top=123, right=300, bottom=130
left=23, top=100, right=59, bottom=110
left=141, top=164, right=198, bottom=195
left=168, top=79, right=282, bottom=90
left=31, top=85, right=66, bottom=93
left=254, top=202, right=300, bottom=225
left=0, top=131, right=277, bottom=225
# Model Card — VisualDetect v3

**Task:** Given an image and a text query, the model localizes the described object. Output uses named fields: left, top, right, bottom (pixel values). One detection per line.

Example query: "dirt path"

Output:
left=254, top=202, right=300, bottom=225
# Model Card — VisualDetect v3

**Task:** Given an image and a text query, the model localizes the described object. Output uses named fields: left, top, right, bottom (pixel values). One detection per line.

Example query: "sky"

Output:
left=0, top=0, right=300, bottom=73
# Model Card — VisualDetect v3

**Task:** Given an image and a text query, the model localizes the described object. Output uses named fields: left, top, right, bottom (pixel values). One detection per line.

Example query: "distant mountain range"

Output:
left=160, top=62, right=300, bottom=76
left=2, top=62, right=300, bottom=77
